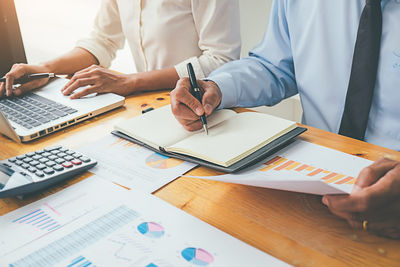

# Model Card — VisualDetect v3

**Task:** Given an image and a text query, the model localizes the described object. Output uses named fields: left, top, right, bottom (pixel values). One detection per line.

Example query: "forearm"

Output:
left=132, top=67, right=180, bottom=92
left=209, top=56, right=298, bottom=109
left=40, top=47, right=99, bottom=75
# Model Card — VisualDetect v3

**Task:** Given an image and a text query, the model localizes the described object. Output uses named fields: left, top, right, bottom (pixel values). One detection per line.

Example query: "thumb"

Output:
left=177, top=89, right=204, bottom=116
left=199, top=81, right=221, bottom=116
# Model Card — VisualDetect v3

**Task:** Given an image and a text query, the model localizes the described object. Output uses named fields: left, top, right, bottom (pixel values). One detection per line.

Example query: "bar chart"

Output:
left=67, top=256, right=95, bottom=267
left=12, top=206, right=61, bottom=232
left=260, top=156, right=357, bottom=185
left=10, top=205, right=139, bottom=267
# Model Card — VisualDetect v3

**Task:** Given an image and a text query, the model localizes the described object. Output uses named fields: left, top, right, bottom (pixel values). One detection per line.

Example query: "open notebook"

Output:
left=113, top=105, right=306, bottom=172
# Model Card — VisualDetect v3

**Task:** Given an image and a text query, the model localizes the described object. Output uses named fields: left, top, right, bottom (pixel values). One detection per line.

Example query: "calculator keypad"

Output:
left=5, top=146, right=93, bottom=181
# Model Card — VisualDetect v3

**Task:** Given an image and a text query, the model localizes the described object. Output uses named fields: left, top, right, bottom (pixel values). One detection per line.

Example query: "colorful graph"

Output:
left=260, top=156, right=357, bottom=185
left=12, top=208, right=61, bottom=232
left=145, top=153, right=183, bottom=169
left=137, top=222, right=165, bottom=238
left=146, top=264, right=158, bottom=267
left=67, top=256, right=95, bottom=267
left=181, top=248, right=214, bottom=266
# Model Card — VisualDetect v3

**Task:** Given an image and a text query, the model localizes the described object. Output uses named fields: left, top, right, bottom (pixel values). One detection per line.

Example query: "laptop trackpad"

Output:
left=70, top=86, right=98, bottom=99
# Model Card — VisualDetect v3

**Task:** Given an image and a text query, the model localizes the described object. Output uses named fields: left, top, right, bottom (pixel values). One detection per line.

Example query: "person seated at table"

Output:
left=0, top=0, right=240, bottom=99
left=169, top=0, right=400, bottom=239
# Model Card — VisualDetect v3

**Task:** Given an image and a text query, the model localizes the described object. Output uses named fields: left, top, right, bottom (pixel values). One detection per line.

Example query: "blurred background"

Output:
left=14, top=0, right=302, bottom=122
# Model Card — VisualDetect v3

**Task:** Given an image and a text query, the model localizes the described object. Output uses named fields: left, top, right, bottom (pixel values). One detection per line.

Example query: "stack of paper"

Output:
left=1, top=177, right=288, bottom=267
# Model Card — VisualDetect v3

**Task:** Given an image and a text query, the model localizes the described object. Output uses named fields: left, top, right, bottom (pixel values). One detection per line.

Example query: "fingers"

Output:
left=1, top=63, right=49, bottom=97
left=171, top=78, right=204, bottom=131
left=171, top=78, right=222, bottom=131
left=61, top=65, right=108, bottom=99
left=0, top=82, right=5, bottom=98
left=173, top=78, right=205, bottom=116
left=199, top=80, right=222, bottom=116
left=324, top=159, right=400, bottom=213
left=62, top=77, right=96, bottom=96
left=69, top=86, right=97, bottom=99
left=5, top=64, right=30, bottom=96
left=355, top=158, right=399, bottom=190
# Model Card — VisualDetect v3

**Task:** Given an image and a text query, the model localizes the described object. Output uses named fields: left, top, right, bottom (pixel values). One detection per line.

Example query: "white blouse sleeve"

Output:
left=174, top=0, right=241, bottom=79
left=76, top=0, right=125, bottom=68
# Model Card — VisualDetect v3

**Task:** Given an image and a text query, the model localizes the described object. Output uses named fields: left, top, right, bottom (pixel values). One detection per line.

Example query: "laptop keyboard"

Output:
left=0, top=94, right=77, bottom=129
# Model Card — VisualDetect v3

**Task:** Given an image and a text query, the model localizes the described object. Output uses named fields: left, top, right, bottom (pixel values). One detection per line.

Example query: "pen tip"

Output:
left=204, top=125, right=209, bottom=135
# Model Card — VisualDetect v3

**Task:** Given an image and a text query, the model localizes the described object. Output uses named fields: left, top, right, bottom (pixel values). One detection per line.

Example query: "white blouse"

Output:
left=76, top=0, right=241, bottom=79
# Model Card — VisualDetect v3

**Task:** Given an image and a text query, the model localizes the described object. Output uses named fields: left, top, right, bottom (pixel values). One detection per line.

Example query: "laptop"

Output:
left=0, top=78, right=125, bottom=142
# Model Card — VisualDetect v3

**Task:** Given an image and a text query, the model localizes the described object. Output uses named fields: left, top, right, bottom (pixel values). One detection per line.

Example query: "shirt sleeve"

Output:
left=76, top=0, right=125, bottom=68
left=209, top=0, right=298, bottom=109
left=174, top=0, right=241, bottom=79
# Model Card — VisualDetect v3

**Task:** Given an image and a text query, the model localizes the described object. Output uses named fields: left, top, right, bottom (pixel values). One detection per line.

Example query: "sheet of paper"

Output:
left=3, top=178, right=289, bottom=267
left=0, top=177, right=127, bottom=258
left=185, top=140, right=373, bottom=195
left=78, top=134, right=196, bottom=193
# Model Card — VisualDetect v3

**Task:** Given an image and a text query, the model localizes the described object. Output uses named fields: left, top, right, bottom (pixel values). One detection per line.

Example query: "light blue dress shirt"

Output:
left=209, top=0, right=400, bottom=150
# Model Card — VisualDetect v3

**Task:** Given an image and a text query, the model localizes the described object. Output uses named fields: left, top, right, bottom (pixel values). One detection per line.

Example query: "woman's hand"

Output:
left=0, top=64, right=51, bottom=98
left=61, top=65, right=136, bottom=99
left=323, top=158, right=400, bottom=239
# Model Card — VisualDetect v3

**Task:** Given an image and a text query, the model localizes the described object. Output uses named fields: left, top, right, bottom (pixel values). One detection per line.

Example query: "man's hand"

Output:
left=170, top=78, right=222, bottom=131
left=322, top=158, right=400, bottom=239
left=61, top=65, right=136, bottom=99
left=0, top=64, right=51, bottom=98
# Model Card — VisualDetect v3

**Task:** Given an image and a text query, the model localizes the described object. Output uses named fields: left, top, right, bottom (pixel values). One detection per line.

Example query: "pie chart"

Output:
left=137, top=222, right=165, bottom=238
left=181, top=247, right=214, bottom=266
left=145, top=153, right=183, bottom=169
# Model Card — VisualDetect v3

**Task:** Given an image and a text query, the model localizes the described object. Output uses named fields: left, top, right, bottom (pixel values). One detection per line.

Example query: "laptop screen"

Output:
left=0, top=0, right=27, bottom=77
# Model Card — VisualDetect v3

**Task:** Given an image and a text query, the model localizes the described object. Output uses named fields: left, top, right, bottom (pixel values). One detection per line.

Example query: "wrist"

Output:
left=127, top=73, right=148, bottom=92
left=39, top=62, right=56, bottom=73
left=123, top=73, right=144, bottom=94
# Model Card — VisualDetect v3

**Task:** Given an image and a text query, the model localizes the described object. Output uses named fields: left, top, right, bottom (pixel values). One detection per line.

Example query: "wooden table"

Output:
left=1, top=91, right=400, bottom=266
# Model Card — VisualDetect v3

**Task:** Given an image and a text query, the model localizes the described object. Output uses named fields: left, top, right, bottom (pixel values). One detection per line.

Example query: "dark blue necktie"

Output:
left=339, top=0, right=382, bottom=140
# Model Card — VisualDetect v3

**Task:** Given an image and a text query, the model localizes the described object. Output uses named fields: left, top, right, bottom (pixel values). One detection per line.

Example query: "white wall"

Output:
left=239, top=0, right=302, bottom=122
left=14, top=0, right=133, bottom=73
left=239, top=0, right=271, bottom=57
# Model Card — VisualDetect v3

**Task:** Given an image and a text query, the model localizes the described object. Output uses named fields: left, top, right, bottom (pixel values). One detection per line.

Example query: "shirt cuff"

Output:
left=175, top=57, right=206, bottom=79
left=208, top=72, right=238, bottom=110
left=76, top=39, right=113, bottom=68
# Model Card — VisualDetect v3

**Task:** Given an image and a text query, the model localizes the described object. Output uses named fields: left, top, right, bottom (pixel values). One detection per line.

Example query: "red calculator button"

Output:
left=62, top=162, right=73, bottom=168
left=71, top=159, right=82, bottom=165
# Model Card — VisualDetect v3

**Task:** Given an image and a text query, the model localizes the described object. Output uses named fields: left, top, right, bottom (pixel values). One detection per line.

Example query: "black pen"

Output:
left=0, top=73, right=55, bottom=84
left=187, top=63, right=209, bottom=135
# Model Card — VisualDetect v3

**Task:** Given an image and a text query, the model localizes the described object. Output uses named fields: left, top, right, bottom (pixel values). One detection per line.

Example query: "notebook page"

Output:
left=114, top=105, right=237, bottom=149
left=167, top=112, right=297, bottom=166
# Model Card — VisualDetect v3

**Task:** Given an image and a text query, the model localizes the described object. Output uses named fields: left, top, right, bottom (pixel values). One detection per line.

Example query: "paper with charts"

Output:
left=186, top=140, right=373, bottom=195
left=78, top=134, right=197, bottom=193
left=0, top=177, right=129, bottom=258
left=2, top=176, right=289, bottom=267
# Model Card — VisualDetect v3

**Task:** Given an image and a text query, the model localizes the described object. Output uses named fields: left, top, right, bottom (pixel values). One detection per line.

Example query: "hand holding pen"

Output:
left=187, top=63, right=209, bottom=135
left=0, top=63, right=57, bottom=98
left=170, top=77, right=222, bottom=132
